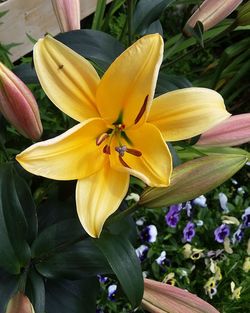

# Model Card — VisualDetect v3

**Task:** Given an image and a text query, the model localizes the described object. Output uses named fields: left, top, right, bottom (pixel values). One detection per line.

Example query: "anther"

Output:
left=103, top=145, right=111, bottom=154
left=119, top=155, right=131, bottom=168
left=134, top=95, right=149, bottom=124
left=96, top=133, right=109, bottom=146
left=126, top=148, right=142, bottom=157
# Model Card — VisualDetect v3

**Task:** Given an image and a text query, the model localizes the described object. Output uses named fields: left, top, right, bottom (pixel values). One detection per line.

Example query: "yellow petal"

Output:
left=96, top=34, right=163, bottom=127
left=76, top=164, right=130, bottom=238
left=16, top=118, right=107, bottom=180
left=148, top=87, right=231, bottom=141
left=34, top=36, right=100, bottom=122
left=110, top=123, right=172, bottom=187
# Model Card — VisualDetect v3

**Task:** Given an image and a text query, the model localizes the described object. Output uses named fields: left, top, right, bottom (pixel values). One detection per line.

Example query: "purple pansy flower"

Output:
left=242, top=207, right=250, bottom=228
left=232, top=225, right=244, bottom=244
left=214, top=224, right=230, bottom=243
left=97, top=275, right=109, bottom=284
left=155, top=251, right=171, bottom=267
left=165, top=204, right=182, bottom=228
left=183, top=222, right=196, bottom=242
left=140, top=225, right=158, bottom=243
left=135, top=244, right=149, bottom=262
left=108, top=284, right=117, bottom=301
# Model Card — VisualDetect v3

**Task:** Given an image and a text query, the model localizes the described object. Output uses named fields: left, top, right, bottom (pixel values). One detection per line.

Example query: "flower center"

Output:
left=95, top=122, right=142, bottom=168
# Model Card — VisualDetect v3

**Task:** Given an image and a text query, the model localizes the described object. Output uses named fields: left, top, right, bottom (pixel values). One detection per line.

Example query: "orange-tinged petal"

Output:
left=16, top=118, right=107, bottom=180
left=34, top=36, right=100, bottom=122
left=96, top=34, right=163, bottom=127
left=76, top=164, right=130, bottom=238
left=110, top=123, right=172, bottom=187
left=148, top=87, right=231, bottom=141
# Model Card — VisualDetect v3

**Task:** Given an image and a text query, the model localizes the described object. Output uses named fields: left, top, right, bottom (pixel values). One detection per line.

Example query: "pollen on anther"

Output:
left=96, top=133, right=109, bottom=146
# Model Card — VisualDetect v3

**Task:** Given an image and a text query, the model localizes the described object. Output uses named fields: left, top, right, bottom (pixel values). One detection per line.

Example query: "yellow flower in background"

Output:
left=230, top=281, right=242, bottom=300
left=16, top=34, right=230, bottom=237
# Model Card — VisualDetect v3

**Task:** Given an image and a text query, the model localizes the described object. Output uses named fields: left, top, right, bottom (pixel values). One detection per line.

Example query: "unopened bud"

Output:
left=142, top=278, right=219, bottom=313
left=0, top=62, right=42, bottom=141
left=52, top=0, right=80, bottom=32
left=196, top=114, right=250, bottom=147
left=140, top=154, right=247, bottom=208
left=6, top=292, right=35, bottom=313
left=183, top=0, right=243, bottom=36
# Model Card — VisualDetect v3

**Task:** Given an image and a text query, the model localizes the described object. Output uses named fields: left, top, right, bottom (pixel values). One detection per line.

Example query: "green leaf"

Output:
left=133, top=0, right=175, bottom=35
left=31, top=219, right=86, bottom=257
left=0, top=10, right=9, bottom=19
left=13, top=63, right=39, bottom=84
left=26, top=269, right=45, bottom=313
left=36, top=199, right=78, bottom=232
left=0, top=163, right=31, bottom=274
left=144, top=20, right=163, bottom=36
left=32, top=219, right=111, bottom=279
left=94, top=233, right=143, bottom=308
left=45, top=277, right=99, bottom=313
left=92, top=0, right=107, bottom=30
left=0, top=269, right=19, bottom=312
left=156, top=72, right=192, bottom=95
left=55, top=29, right=124, bottom=71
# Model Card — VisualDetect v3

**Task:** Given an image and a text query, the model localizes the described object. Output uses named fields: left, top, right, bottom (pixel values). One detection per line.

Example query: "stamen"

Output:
left=119, top=155, right=131, bottom=168
left=134, top=95, right=149, bottom=124
left=115, top=123, right=125, bottom=131
left=96, top=133, right=109, bottom=146
left=103, top=145, right=111, bottom=154
left=126, top=148, right=142, bottom=157
left=115, top=145, right=127, bottom=157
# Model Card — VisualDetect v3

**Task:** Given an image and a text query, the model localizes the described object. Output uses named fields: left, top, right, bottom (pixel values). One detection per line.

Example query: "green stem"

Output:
left=107, top=201, right=139, bottom=225
left=127, top=0, right=134, bottom=45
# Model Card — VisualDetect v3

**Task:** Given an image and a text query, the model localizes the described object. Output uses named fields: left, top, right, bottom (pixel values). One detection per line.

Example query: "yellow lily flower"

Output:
left=16, top=34, right=230, bottom=238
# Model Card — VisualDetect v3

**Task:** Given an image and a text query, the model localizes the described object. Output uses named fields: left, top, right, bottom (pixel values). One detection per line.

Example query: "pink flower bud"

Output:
left=0, top=62, right=42, bottom=141
left=196, top=114, right=250, bottom=147
left=51, top=0, right=80, bottom=32
left=183, top=0, right=243, bottom=36
left=142, top=278, right=219, bottom=313
left=6, top=292, right=35, bottom=313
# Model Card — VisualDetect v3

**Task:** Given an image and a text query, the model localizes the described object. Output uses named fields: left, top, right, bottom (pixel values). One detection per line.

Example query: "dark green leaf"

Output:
left=55, top=29, right=124, bottom=71
left=0, top=269, right=19, bottom=312
left=0, top=163, right=31, bottom=274
left=35, top=238, right=112, bottom=279
left=156, top=72, right=192, bottom=95
left=31, top=219, right=86, bottom=258
left=12, top=63, right=39, bottom=84
left=167, top=143, right=181, bottom=167
left=12, top=164, right=38, bottom=244
left=26, top=269, right=45, bottom=313
left=45, top=277, right=99, bottom=313
left=133, top=0, right=175, bottom=35
left=36, top=198, right=78, bottom=232
left=187, top=21, right=204, bottom=47
left=144, top=20, right=163, bottom=36
left=94, top=233, right=143, bottom=308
